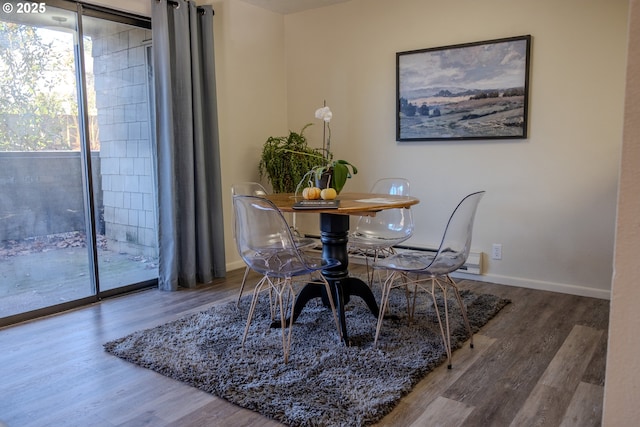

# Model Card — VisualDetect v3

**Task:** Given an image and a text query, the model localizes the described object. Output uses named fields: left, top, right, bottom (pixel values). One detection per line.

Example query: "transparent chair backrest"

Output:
left=232, top=182, right=316, bottom=250
left=371, top=178, right=410, bottom=196
left=353, top=178, right=414, bottom=241
left=431, top=191, right=485, bottom=272
left=231, top=182, right=268, bottom=197
left=233, top=195, right=304, bottom=274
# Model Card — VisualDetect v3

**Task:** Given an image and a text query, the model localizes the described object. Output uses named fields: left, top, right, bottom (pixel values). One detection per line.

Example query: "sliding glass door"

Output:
left=0, top=1, right=157, bottom=324
left=80, top=12, right=157, bottom=293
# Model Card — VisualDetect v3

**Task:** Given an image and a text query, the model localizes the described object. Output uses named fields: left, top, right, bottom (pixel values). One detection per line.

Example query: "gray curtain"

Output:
left=151, top=0, right=225, bottom=290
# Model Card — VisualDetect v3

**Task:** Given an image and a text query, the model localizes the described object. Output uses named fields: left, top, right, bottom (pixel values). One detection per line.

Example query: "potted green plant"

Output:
left=258, top=124, right=326, bottom=193
left=296, top=104, right=357, bottom=194
left=306, top=159, right=358, bottom=195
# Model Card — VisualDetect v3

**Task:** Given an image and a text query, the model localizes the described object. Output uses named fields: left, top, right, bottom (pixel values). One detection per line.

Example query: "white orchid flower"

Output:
left=315, top=106, right=332, bottom=122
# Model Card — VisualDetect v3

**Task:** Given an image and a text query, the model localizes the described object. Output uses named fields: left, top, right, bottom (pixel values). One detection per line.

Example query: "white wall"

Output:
left=282, top=0, right=628, bottom=299
left=206, top=0, right=290, bottom=267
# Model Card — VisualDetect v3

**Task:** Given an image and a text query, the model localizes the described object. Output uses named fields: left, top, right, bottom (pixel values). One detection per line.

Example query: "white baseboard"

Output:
left=226, top=259, right=247, bottom=272
left=226, top=256, right=612, bottom=301
left=451, top=271, right=612, bottom=300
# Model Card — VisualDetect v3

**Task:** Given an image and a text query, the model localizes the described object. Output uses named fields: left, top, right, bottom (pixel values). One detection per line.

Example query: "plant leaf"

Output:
left=332, top=163, right=348, bottom=193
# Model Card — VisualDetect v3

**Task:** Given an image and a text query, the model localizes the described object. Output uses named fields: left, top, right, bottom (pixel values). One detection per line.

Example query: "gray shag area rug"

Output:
left=104, top=282, right=509, bottom=427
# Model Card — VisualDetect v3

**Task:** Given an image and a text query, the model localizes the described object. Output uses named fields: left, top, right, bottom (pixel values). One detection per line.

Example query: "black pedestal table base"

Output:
left=272, top=213, right=379, bottom=345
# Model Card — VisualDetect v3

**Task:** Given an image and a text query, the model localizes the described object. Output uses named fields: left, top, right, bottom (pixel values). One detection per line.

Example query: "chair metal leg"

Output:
left=374, top=272, right=397, bottom=346
left=373, top=279, right=389, bottom=347
left=319, top=274, right=343, bottom=342
left=373, top=273, right=471, bottom=369
left=236, top=265, right=251, bottom=307
left=284, top=284, right=302, bottom=363
left=430, top=278, right=453, bottom=369
left=364, top=251, right=374, bottom=287
left=395, top=272, right=419, bottom=324
left=243, top=276, right=295, bottom=364
left=380, top=247, right=397, bottom=286
left=440, top=279, right=453, bottom=369
left=278, top=279, right=294, bottom=363
left=371, top=249, right=386, bottom=287
left=365, top=247, right=396, bottom=288
left=241, top=275, right=271, bottom=347
left=446, top=275, right=474, bottom=349
left=409, top=281, right=419, bottom=323
left=243, top=273, right=342, bottom=363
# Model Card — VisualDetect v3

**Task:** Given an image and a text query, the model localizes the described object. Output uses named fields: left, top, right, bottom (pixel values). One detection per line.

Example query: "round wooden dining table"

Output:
left=265, top=192, right=420, bottom=345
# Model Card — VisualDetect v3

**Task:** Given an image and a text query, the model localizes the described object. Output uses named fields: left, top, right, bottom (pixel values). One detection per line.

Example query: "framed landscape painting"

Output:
left=397, top=35, right=531, bottom=141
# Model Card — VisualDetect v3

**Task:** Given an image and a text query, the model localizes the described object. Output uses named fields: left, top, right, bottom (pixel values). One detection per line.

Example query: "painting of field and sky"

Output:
left=397, top=35, right=531, bottom=141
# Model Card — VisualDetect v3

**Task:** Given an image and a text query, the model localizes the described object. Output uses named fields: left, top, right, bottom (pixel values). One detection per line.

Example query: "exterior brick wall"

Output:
left=91, top=27, right=157, bottom=258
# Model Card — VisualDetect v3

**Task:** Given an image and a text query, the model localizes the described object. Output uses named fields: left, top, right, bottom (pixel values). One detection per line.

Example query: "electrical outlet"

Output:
left=491, top=243, right=502, bottom=260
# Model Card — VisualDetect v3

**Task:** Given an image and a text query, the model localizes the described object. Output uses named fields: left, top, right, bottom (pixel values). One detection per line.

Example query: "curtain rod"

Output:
left=161, top=0, right=214, bottom=16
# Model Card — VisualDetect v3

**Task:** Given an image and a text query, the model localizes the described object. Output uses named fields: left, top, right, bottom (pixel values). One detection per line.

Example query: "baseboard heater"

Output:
left=302, top=235, right=483, bottom=275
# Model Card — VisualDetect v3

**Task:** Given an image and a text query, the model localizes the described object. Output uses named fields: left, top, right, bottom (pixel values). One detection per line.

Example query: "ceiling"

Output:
left=238, top=0, right=351, bottom=15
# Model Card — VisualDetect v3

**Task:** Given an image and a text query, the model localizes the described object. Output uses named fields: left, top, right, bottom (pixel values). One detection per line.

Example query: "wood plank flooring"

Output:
left=0, top=266, right=609, bottom=427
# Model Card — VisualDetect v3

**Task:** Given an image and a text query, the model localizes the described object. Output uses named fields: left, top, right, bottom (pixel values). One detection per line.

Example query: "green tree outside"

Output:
left=0, top=22, right=78, bottom=151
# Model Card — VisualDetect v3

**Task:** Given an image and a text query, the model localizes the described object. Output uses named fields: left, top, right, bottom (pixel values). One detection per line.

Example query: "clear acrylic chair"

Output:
left=233, top=195, right=342, bottom=363
left=231, top=182, right=269, bottom=198
left=373, top=191, right=485, bottom=369
left=349, top=178, right=414, bottom=287
left=231, top=182, right=316, bottom=307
